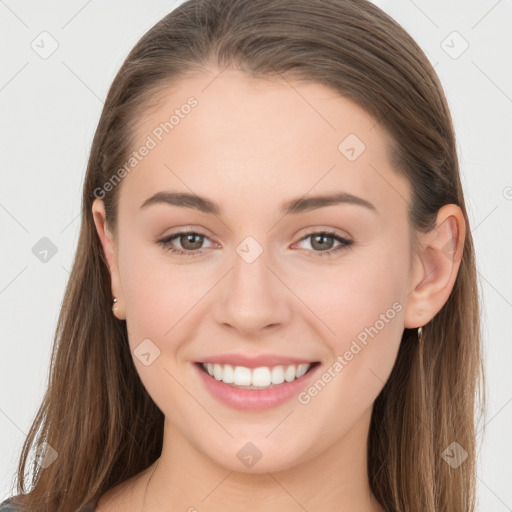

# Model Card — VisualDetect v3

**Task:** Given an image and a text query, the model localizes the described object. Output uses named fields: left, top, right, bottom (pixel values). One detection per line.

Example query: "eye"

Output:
left=156, top=229, right=353, bottom=257
left=157, top=230, right=214, bottom=257
left=294, top=230, right=353, bottom=257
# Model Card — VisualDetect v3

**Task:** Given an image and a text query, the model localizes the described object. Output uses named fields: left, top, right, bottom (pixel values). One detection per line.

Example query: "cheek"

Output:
left=119, top=232, right=187, bottom=323
left=309, top=241, right=407, bottom=390
left=313, top=241, right=405, bottom=311
left=117, top=238, right=179, bottom=354
left=293, top=253, right=406, bottom=449
left=117, top=243, right=208, bottom=420
left=118, top=239, right=216, bottom=369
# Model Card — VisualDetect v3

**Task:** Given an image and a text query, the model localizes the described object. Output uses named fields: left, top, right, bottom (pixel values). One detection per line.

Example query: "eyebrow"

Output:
left=140, top=191, right=377, bottom=216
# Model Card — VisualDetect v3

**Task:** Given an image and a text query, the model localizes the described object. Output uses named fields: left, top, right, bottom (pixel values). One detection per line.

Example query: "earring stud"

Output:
left=112, top=297, right=118, bottom=313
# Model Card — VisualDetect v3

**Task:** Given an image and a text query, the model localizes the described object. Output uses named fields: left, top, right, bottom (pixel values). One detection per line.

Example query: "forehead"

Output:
left=120, top=69, right=410, bottom=220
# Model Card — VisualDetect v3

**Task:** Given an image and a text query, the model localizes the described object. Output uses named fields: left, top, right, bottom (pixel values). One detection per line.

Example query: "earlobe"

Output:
left=404, top=204, right=466, bottom=329
left=91, top=199, right=126, bottom=320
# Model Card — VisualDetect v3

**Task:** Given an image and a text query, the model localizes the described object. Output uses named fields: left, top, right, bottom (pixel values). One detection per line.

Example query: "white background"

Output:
left=0, top=1, right=511, bottom=510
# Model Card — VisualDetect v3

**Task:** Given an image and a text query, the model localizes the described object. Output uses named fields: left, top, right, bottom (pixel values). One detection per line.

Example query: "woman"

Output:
left=1, top=0, right=485, bottom=510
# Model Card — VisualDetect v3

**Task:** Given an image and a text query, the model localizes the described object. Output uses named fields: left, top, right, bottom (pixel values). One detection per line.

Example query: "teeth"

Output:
left=233, top=366, right=252, bottom=386
left=271, top=365, right=285, bottom=385
left=201, top=362, right=312, bottom=388
left=213, top=364, right=223, bottom=381
left=284, top=365, right=296, bottom=382
left=252, top=367, right=271, bottom=387
left=222, top=364, right=234, bottom=383
left=296, top=363, right=309, bottom=378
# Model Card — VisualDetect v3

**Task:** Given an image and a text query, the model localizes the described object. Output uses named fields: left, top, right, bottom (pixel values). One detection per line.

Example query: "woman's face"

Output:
left=94, top=69, right=419, bottom=473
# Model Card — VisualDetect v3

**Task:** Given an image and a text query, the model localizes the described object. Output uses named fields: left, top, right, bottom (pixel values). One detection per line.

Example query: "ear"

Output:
left=404, top=204, right=466, bottom=329
left=91, top=198, right=126, bottom=320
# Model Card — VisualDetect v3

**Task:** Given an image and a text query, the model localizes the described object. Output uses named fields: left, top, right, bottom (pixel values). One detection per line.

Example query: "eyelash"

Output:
left=156, top=229, right=353, bottom=258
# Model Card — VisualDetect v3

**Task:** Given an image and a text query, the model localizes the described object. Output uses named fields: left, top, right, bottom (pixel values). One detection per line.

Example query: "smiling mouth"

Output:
left=196, top=361, right=320, bottom=389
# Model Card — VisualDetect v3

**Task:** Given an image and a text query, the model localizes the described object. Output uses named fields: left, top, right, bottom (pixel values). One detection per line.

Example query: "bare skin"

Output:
left=92, top=68, right=465, bottom=511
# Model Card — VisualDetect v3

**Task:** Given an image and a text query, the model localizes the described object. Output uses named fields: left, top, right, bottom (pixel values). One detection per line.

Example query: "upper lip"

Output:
left=197, top=354, right=318, bottom=369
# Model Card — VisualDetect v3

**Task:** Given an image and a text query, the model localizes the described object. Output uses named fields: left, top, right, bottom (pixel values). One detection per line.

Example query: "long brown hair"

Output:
left=9, top=1, right=485, bottom=510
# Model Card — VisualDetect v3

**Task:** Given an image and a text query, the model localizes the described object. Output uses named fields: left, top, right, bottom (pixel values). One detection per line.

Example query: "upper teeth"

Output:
left=202, top=363, right=312, bottom=388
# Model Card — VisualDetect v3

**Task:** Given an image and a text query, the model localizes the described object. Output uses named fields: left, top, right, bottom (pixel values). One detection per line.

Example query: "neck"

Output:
left=140, top=407, right=385, bottom=512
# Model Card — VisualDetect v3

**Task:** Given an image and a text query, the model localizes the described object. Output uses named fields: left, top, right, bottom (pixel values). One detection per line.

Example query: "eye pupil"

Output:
left=181, top=233, right=203, bottom=250
left=311, top=234, right=334, bottom=251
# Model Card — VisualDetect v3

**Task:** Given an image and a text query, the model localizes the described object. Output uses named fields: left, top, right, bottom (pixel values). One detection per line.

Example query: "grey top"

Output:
left=0, top=496, right=96, bottom=511
left=0, top=499, right=16, bottom=511
left=0, top=498, right=21, bottom=511
left=0, top=497, right=22, bottom=511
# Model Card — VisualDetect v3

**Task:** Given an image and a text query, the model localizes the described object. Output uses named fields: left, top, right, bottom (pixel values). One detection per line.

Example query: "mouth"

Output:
left=195, top=361, right=321, bottom=390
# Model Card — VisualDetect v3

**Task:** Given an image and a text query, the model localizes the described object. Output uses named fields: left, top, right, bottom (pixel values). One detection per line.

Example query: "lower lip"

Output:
left=194, top=363, right=320, bottom=411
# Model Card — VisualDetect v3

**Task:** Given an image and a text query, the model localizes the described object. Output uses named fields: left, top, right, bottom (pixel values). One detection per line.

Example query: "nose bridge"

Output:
left=214, top=235, right=291, bottom=333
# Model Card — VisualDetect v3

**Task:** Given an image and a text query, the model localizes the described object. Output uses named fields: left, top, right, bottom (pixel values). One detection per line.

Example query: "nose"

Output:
left=212, top=247, right=293, bottom=337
